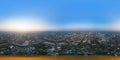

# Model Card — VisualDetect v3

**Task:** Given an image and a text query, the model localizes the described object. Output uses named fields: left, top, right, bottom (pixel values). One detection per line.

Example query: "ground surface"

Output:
left=0, top=56, right=119, bottom=60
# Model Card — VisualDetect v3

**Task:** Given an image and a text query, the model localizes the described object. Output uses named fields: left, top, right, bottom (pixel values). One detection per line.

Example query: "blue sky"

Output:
left=0, top=0, right=120, bottom=31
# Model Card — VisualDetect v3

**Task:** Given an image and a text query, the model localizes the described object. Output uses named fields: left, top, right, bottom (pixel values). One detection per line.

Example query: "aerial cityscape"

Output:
left=0, top=31, right=120, bottom=56
left=1, top=0, right=120, bottom=60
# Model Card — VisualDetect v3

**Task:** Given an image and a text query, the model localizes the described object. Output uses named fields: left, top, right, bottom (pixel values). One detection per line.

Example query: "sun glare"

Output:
left=0, top=17, right=44, bottom=32
left=4, top=22, right=39, bottom=32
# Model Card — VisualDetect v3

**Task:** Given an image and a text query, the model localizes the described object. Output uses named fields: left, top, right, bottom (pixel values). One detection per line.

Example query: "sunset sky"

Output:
left=0, top=0, right=120, bottom=31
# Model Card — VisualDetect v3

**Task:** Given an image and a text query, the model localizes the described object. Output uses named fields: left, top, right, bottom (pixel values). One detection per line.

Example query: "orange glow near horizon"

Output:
left=0, top=17, right=52, bottom=32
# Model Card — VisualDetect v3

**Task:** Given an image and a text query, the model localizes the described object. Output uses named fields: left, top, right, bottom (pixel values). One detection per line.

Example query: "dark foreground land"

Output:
left=0, top=31, right=120, bottom=56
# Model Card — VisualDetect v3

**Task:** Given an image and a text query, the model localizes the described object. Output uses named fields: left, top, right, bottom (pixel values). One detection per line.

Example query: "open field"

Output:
left=0, top=56, right=120, bottom=60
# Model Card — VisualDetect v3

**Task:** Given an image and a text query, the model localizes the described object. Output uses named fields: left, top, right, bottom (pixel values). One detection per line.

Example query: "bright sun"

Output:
left=5, top=22, right=39, bottom=32
left=1, top=17, right=42, bottom=32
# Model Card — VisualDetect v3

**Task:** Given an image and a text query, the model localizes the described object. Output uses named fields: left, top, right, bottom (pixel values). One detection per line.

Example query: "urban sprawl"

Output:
left=0, top=31, right=120, bottom=56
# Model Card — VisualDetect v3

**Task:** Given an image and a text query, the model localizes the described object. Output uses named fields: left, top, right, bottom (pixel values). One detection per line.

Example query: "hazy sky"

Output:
left=0, top=0, right=120, bottom=31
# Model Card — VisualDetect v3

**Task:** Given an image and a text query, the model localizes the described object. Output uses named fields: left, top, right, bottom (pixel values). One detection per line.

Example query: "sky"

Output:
left=0, top=0, right=120, bottom=31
